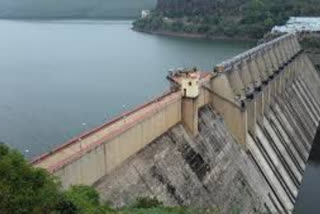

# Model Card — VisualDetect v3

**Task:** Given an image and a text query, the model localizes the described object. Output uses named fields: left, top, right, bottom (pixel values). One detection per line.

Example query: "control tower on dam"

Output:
left=32, top=33, right=320, bottom=213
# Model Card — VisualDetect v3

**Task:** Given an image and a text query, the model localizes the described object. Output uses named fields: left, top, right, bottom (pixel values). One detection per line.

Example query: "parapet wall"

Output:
left=32, top=91, right=184, bottom=187
left=91, top=33, right=320, bottom=213
left=208, top=32, right=320, bottom=212
left=32, top=71, right=213, bottom=188
left=212, top=33, right=305, bottom=146
left=32, top=31, right=320, bottom=207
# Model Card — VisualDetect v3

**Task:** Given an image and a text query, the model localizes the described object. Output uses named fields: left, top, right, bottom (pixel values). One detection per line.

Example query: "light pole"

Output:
left=122, top=104, right=127, bottom=122
left=79, top=122, right=86, bottom=151
left=78, top=137, right=82, bottom=150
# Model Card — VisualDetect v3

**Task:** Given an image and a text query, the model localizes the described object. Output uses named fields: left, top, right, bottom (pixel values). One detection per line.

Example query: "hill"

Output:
left=133, top=0, right=320, bottom=39
left=0, top=0, right=156, bottom=19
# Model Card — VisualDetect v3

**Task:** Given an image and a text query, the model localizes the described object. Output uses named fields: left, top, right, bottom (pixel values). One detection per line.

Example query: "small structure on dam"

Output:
left=167, top=68, right=201, bottom=99
left=32, top=33, right=320, bottom=213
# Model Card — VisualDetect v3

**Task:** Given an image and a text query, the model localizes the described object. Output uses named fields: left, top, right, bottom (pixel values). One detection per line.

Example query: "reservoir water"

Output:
left=0, top=20, right=254, bottom=159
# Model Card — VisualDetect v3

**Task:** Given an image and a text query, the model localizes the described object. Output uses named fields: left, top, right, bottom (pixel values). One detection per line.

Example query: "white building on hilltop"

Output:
left=272, top=17, right=320, bottom=33
left=141, top=10, right=150, bottom=19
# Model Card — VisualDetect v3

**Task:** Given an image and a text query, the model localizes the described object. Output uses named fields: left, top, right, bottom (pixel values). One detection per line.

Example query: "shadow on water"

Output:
left=294, top=126, right=320, bottom=213
left=308, top=127, right=320, bottom=163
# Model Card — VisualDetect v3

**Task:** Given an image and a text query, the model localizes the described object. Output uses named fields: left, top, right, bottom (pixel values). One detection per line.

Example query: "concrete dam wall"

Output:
left=32, top=33, right=320, bottom=213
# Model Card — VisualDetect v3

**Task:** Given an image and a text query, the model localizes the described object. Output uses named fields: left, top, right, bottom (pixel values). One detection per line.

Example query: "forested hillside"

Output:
left=0, top=0, right=156, bottom=19
left=134, top=0, right=320, bottom=39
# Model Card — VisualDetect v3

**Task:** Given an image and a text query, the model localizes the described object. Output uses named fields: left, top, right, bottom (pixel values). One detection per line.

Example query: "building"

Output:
left=272, top=17, right=320, bottom=33
left=167, top=68, right=201, bottom=98
left=141, top=10, right=150, bottom=19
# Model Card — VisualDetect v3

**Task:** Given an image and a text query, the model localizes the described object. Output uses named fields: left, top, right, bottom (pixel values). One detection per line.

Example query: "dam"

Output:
left=32, top=33, right=320, bottom=213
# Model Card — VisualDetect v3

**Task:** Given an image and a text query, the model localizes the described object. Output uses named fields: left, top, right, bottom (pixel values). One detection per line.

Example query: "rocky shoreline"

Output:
left=132, top=27, right=258, bottom=42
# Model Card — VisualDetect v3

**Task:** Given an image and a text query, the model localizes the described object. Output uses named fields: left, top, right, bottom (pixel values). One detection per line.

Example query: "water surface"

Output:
left=294, top=128, right=320, bottom=214
left=0, top=20, right=254, bottom=158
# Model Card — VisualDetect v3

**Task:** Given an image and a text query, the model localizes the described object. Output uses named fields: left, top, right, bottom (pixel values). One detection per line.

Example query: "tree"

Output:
left=64, top=185, right=115, bottom=214
left=0, top=143, right=63, bottom=214
left=0, top=143, right=224, bottom=214
left=135, top=0, right=320, bottom=39
left=0, top=143, right=114, bottom=214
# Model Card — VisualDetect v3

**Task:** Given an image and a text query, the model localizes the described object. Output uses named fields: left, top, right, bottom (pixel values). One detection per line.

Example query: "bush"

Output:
left=0, top=143, right=63, bottom=214
left=0, top=143, right=220, bottom=214
left=0, top=143, right=113, bottom=214
left=301, top=37, right=320, bottom=49
left=64, top=185, right=116, bottom=214
left=132, top=197, right=163, bottom=209
left=198, top=24, right=210, bottom=33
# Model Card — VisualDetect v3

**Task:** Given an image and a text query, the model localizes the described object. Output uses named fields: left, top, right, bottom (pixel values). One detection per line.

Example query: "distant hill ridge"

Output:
left=0, top=0, right=156, bottom=19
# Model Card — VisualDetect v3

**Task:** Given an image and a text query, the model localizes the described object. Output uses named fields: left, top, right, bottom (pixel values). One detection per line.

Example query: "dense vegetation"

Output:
left=0, top=142, right=221, bottom=214
left=0, top=142, right=63, bottom=213
left=133, top=0, right=320, bottom=39
left=300, top=36, right=320, bottom=72
left=301, top=37, right=320, bottom=50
